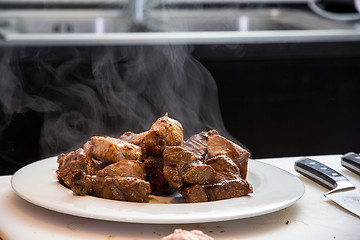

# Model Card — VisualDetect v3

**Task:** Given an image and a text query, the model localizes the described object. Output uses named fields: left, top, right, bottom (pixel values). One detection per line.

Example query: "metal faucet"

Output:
left=128, top=0, right=148, bottom=26
left=127, top=0, right=164, bottom=31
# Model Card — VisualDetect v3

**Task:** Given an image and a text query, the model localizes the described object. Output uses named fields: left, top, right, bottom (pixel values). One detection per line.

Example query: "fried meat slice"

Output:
left=205, top=179, right=253, bottom=201
left=84, top=136, right=142, bottom=163
left=92, top=176, right=151, bottom=202
left=96, top=160, right=146, bottom=179
left=143, top=114, right=183, bottom=156
left=204, top=154, right=253, bottom=201
left=62, top=160, right=151, bottom=202
left=119, top=131, right=147, bottom=148
left=93, top=160, right=151, bottom=202
left=183, top=130, right=218, bottom=161
left=179, top=184, right=208, bottom=203
left=65, top=169, right=95, bottom=196
left=175, top=154, right=252, bottom=203
left=163, top=146, right=215, bottom=189
left=143, top=155, right=175, bottom=196
left=56, top=148, right=98, bottom=191
left=92, top=158, right=112, bottom=170
left=207, top=135, right=250, bottom=179
left=205, top=155, right=241, bottom=183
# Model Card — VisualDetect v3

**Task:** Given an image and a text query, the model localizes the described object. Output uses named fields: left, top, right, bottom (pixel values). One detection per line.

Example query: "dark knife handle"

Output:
left=341, top=152, right=360, bottom=175
left=295, top=157, right=349, bottom=190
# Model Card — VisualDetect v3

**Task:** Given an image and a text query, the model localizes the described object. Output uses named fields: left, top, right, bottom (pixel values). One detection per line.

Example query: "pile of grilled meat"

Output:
left=56, top=114, right=253, bottom=203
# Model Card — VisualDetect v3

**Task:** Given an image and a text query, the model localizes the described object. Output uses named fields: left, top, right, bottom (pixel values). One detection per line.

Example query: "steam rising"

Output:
left=0, top=44, right=229, bottom=158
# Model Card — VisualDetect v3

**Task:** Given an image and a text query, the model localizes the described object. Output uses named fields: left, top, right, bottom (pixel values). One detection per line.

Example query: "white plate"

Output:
left=11, top=157, right=304, bottom=224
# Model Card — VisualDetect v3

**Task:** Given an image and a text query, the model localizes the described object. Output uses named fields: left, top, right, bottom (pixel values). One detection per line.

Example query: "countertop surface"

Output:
left=1, top=154, right=359, bottom=240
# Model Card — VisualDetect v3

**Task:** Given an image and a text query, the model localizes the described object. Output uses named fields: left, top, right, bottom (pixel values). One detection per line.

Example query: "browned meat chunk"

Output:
left=176, top=154, right=252, bottom=203
left=143, top=155, right=175, bottom=196
left=56, top=148, right=98, bottom=192
left=205, top=179, right=253, bottom=201
left=163, top=146, right=193, bottom=189
left=207, top=135, right=250, bottom=179
left=163, top=146, right=215, bottom=189
left=204, top=154, right=253, bottom=201
left=57, top=148, right=97, bottom=171
left=183, top=130, right=218, bottom=161
left=84, top=136, right=142, bottom=163
left=92, top=176, right=151, bottom=202
left=205, top=155, right=241, bottom=183
left=94, top=160, right=151, bottom=202
left=61, top=160, right=151, bottom=202
left=119, top=131, right=147, bottom=147
left=165, top=115, right=184, bottom=146
left=179, top=184, right=208, bottom=203
left=96, top=160, right=146, bottom=180
left=92, top=159, right=112, bottom=170
left=91, top=176, right=124, bottom=200
left=181, top=162, right=215, bottom=185
left=65, top=169, right=95, bottom=196
left=143, top=114, right=183, bottom=156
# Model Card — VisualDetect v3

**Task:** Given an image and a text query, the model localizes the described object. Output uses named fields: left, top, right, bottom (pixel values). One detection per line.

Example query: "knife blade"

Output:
left=341, top=152, right=360, bottom=175
left=295, top=157, right=360, bottom=217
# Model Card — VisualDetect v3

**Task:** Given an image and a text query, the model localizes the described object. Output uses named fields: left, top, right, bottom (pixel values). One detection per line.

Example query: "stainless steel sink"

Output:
left=0, top=10, right=131, bottom=34
left=147, top=8, right=354, bottom=32
left=0, top=7, right=359, bottom=45
left=0, top=8, right=353, bottom=34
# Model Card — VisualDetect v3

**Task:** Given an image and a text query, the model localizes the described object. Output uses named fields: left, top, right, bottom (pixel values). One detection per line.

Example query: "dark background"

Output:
left=1, top=41, right=360, bottom=175
left=197, top=42, right=360, bottom=158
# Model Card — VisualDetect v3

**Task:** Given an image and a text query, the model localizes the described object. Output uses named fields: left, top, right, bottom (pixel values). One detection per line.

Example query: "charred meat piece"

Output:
left=143, top=114, right=183, bottom=156
left=204, top=154, right=253, bottom=201
left=183, top=130, right=218, bottom=161
left=181, top=162, right=215, bottom=186
left=165, top=115, right=184, bottom=146
left=179, top=184, right=208, bottom=203
left=61, top=160, right=151, bottom=202
left=163, top=146, right=215, bottom=189
left=144, top=155, right=175, bottom=196
left=92, top=176, right=151, bottom=202
left=207, top=135, right=250, bottom=179
left=56, top=148, right=98, bottom=190
left=92, top=159, right=112, bottom=170
left=205, top=155, right=241, bottom=183
left=57, top=148, right=97, bottom=171
left=119, top=114, right=183, bottom=157
left=96, top=160, right=146, bottom=180
left=84, top=136, right=142, bottom=163
left=119, top=131, right=147, bottom=148
left=93, top=160, right=150, bottom=202
left=205, top=179, right=253, bottom=201
left=66, top=169, right=95, bottom=196
left=163, top=146, right=194, bottom=189
left=178, top=154, right=252, bottom=203
left=91, top=176, right=124, bottom=201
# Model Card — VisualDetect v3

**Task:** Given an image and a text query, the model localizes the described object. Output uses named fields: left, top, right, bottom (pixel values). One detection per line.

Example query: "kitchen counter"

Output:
left=0, top=154, right=359, bottom=240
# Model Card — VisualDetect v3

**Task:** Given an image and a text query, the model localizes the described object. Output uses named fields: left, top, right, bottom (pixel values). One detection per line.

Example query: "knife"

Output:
left=341, top=152, right=360, bottom=175
left=295, top=157, right=360, bottom=217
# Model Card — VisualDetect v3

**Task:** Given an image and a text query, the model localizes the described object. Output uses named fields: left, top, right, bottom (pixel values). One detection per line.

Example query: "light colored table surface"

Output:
left=1, top=154, right=359, bottom=240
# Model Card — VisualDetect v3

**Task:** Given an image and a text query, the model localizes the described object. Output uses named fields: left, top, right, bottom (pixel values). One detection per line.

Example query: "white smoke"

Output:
left=0, top=44, right=231, bottom=159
